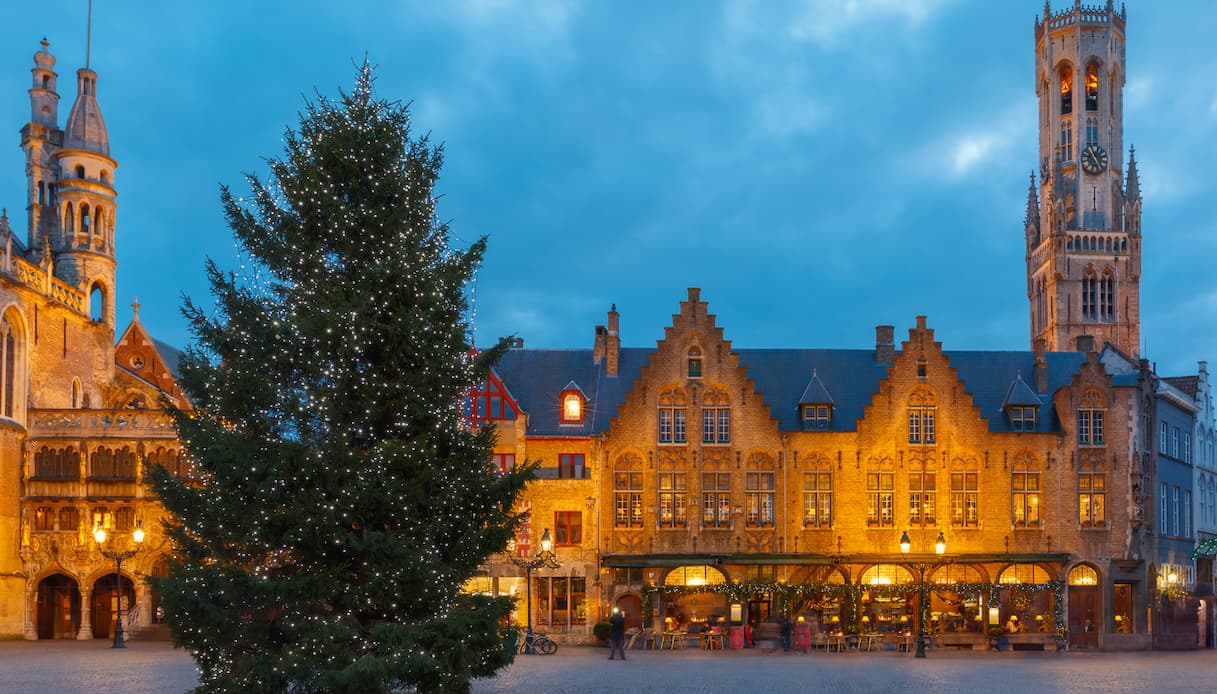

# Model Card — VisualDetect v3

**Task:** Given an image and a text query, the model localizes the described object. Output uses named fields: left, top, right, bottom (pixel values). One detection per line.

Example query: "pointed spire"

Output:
left=1126, top=145, right=1141, bottom=202
left=1025, top=171, right=1040, bottom=230
left=131, top=296, right=141, bottom=320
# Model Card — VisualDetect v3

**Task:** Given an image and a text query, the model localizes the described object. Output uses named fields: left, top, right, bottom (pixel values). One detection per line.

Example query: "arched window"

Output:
left=1068, top=564, right=1099, bottom=585
left=1100, top=269, right=1115, bottom=322
left=100, top=170, right=110, bottom=185
left=908, top=453, right=937, bottom=527
left=861, top=564, right=915, bottom=586
left=36, top=181, right=44, bottom=205
left=75, top=164, right=85, bottom=178
left=613, top=453, right=644, bottom=528
left=1060, top=119, right=1073, bottom=161
left=657, top=387, right=687, bottom=444
left=702, top=386, right=730, bottom=444
left=908, top=388, right=936, bottom=444
left=1012, top=452, right=1041, bottom=527
left=1085, top=64, right=1099, bottom=111
left=91, top=447, right=116, bottom=478
left=802, top=451, right=833, bottom=528
left=89, top=283, right=105, bottom=322
left=94, top=208, right=104, bottom=238
left=1059, top=66, right=1073, bottom=115
left=63, top=202, right=74, bottom=235
left=115, top=446, right=138, bottom=479
left=80, top=203, right=90, bottom=231
left=71, top=379, right=81, bottom=408
left=1081, top=268, right=1097, bottom=321
left=687, top=346, right=702, bottom=379
left=0, top=311, right=24, bottom=420
left=998, top=564, right=1052, bottom=584
left=745, top=452, right=775, bottom=528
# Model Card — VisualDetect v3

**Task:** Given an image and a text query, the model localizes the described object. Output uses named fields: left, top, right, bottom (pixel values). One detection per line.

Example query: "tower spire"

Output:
left=1126, top=145, right=1141, bottom=202
left=86, top=0, right=93, bottom=69
left=1025, top=171, right=1040, bottom=231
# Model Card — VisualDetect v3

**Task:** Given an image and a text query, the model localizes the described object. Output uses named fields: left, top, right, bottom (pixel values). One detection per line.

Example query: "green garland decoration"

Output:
left=1192, top=536, right=1217, bottom=561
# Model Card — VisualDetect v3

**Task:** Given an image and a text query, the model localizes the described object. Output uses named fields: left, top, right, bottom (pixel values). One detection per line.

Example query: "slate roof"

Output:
left=796, top=370, right=834, bottom=405
left=1001, top=373, right=1043, bottom=408
left=494, top=346, right=1094, bottom=436
left=152, top=338, right=183, bottom=379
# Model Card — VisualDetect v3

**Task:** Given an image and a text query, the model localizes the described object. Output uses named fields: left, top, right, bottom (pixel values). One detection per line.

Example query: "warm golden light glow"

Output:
left=899, top=530, right=911, bottom=554
left=563, top=393, right=582, bottom=421
left=132, top=520, right=145, bottom=544
left=93, top=523, right=106, bottom=544
left=934, top=531, right=946, bottom=555
left=540, top=528, right=553, bottom=553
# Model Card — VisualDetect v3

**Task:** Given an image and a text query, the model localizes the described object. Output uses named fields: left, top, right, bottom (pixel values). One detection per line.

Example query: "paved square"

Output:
left=3, top=640, right=1215, bottom=693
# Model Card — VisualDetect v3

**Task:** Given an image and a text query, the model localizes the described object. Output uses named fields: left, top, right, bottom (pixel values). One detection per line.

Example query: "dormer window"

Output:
left=560, top=389, right=585, bottom=425
left=802, top=405, right=831, bottom=430
left=687, top=347, right=702, bottom=379
left=1009, top=406, right=1037, bottom=431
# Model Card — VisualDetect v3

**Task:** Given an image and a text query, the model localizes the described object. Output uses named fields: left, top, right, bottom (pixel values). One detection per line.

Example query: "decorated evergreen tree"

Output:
left=149, top=64, right=530, bottom=694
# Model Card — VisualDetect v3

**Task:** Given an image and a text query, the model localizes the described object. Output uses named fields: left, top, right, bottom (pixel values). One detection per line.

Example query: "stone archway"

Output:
left=35, top=574, right=80, bottom=640
left=90, top=572, right=136, bottom=639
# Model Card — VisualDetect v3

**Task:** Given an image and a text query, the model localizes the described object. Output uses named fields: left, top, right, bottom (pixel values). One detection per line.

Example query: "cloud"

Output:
left=785, top=0, right=951, bottom=47
left=918, top=101, right=1031, bottom=181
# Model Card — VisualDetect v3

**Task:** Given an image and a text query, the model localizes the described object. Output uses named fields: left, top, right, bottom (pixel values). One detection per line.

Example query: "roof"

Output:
left=494, top=346, right=1094, bottom=435
left=1163, top=376, right=1199, bottom=399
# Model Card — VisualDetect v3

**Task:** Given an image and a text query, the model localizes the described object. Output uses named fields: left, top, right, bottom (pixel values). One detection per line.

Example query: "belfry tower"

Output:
left=20, top=38, right=119, bottom=328
left=1026, top=1, right=1140, bottom=356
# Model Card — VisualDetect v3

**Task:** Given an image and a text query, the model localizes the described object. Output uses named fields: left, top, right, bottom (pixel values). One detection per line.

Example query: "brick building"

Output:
left=473, top=3, right=1213, bottom=651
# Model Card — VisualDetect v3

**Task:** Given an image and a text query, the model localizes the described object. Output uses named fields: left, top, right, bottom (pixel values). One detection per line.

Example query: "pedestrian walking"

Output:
left=608, top=608, right=627, bottom=660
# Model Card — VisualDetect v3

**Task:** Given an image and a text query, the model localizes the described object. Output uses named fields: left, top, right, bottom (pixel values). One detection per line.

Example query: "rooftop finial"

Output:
left=85, top=0, right=93, bottom=69
left=131, top=296, right=141, bottom=319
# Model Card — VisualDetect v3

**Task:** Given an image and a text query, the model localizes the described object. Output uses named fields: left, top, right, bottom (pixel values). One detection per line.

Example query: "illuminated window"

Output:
left=745, top=454, right=775, bottom=528
left=908, top=389, right=936, bottom=444
left=1085, top=64, right=1099, bottom=111
left=803, top=454, right=832, bottom=528
left=34, top=507, right=53, bottom=531
left=658, top=471, right=687, bottom=528
left=1012, top=453, right=1041, bottom=528
left=908, top=460, right=936, bottom=527
left=1060, top=66, right=1073, bottom=115
left=1078, top=450, right=1106, bottom=528
left=702, top=472, right=732, bottom=528
left=613, top=457, right=644, bottom=528
left=867, top=465, right=895, bottom=528
left=950, top=465, right=978, bottom=528
left=560, top=390, right=584, bottom=425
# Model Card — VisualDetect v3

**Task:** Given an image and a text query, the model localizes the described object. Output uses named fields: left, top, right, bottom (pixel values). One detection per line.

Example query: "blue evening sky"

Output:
left=2, top=1, right=1215, bottom=377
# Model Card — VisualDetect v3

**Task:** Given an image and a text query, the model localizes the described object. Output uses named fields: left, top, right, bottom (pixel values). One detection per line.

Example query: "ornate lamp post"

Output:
left=94, top=520, right=144, bottom=648
left=900, top=529, right=946, bottom=659
left=513, top=528, right=560, bottom=653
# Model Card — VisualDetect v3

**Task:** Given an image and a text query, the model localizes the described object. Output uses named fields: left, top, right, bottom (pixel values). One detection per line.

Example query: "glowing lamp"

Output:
left=540, top=528, right=553, bottom=554
left=934, top=531, right=946, bottom=555
left=899, top=530, right=911, bottom=554
left=93, top=523, right=106, bottom=544
left=132, top=520, right=145, bottom=545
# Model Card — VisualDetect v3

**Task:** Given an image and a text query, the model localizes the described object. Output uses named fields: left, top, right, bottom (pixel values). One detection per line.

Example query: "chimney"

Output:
left=876, top=325, right=894, bottom=366
left=606, top=304, right=620, bottom=377
left=1033, top=337, right=1048, bottom=393
left=593, top=325, right=606, bottom=364
left=1075, top=334, right=1095, bottom=354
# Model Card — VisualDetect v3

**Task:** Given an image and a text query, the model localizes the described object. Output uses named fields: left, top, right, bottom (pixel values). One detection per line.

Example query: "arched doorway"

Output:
left=615, top=594, right=642, bottom=629
left=35, top=574, right=81, bottom=639
left=91, top=572, right=136, bottom=639
left=1068, top=564, right=1100, bottom=649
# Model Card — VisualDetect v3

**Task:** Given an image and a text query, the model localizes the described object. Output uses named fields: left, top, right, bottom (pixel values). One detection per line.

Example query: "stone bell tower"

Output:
left=1026, top=1, right=1140, bottom=356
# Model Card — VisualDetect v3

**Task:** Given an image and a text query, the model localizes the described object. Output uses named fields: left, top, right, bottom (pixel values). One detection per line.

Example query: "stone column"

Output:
left=23, top=581, right=36, bottom=640
left=77, top=585, right=93, bottom=640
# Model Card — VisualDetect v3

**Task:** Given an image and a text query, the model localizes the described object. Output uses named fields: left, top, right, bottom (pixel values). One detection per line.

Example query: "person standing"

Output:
left=608, top=608, right=627, bottom=660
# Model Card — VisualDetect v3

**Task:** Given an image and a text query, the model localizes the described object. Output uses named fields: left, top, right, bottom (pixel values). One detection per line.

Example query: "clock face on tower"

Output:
left=1081, top=144, right=1109, bottom=175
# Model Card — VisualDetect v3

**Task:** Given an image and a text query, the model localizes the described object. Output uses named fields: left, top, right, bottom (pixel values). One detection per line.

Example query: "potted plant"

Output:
left=592, top=622, right=612, bottom=645
left=988, top=626, right=1009, bottom=651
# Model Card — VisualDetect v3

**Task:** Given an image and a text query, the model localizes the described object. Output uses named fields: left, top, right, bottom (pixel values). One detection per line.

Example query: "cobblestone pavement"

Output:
left=2, top=641, right=1214, bottom=693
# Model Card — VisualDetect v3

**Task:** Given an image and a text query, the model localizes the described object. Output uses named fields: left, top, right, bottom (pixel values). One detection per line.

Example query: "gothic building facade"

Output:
left=0, top=40, right=185, bottom=640
left=473, top=3, right=1215, bottom=651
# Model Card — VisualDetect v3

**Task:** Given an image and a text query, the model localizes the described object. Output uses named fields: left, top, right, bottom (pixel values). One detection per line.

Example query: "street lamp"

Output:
left=512, top=527, right=560, bottom=653
left=900, top=529, right=946, bottom=659
left=94, top=520, right=145, bottom=648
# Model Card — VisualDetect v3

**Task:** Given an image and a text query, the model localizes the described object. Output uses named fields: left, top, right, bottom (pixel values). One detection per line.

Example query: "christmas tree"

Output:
left=149, top=63, right=531, bottom=694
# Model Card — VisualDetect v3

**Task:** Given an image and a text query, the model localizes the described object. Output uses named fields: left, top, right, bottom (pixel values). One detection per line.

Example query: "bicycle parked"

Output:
left=518, top=631, right=558, bottom=655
